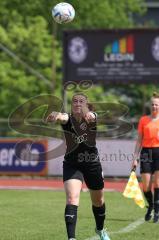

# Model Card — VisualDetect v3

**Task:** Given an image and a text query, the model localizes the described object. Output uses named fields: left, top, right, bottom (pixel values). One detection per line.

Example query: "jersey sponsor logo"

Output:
left=72, top=133, right=87, bottom=144
left=79, top=122, right=87, bottom=131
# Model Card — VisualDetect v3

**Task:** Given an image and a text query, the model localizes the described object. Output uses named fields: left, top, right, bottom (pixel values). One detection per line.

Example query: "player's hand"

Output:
left=84, top=112, right=96, bottom=123
left=131, top=159, right=138, bottom=172
left=46, top=112, right=59, bottom=123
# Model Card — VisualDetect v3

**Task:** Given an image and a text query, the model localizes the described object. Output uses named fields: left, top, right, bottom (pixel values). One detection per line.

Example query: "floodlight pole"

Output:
left=52, top=22, right=57, bottom=92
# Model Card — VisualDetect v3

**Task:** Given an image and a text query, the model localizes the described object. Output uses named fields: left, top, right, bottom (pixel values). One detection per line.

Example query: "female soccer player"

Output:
left=132, top=92, right=159, bottom=223
left=46, top=93, right=111, bottom=240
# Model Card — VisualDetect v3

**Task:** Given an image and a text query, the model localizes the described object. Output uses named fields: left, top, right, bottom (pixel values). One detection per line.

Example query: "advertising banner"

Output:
left=63, top=29, right=159, bottom=84
left=0, top=139, right=48, bottom=175
left=48, top=139, right=139, bottom=177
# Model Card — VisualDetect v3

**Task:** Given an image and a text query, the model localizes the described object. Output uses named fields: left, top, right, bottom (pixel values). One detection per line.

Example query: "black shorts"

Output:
left=140, top=147, right=159, bottom=174
left=63, top=161, right=104, bottom=190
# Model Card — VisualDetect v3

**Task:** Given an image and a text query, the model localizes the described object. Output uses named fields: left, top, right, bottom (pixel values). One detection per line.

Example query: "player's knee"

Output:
left=143, top=184, right=151, bottom=192
left=92, top=198, right=104, bottom=207
left=67, top=194, right=80, bottom=205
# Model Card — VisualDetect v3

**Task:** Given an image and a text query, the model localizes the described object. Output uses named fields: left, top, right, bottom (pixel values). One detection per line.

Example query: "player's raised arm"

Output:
left=81, top=104, right=96, bottom=123
left=84, top=111, right=97, bottom=123
left=46, top=111, right=69, bottom=124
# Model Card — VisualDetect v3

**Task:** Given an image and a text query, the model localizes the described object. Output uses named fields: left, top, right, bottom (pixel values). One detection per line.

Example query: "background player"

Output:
left=132, top=92, right=159, bottom=223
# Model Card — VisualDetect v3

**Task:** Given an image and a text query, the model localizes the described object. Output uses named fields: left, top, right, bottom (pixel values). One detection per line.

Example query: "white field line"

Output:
left=110, top=217, right=144, bottom=234
left=84, top=217, right=144, bottom=240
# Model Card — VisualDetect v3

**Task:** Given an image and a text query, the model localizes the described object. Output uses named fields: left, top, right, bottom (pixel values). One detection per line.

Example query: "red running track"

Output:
left=0, top=178, right=141, bottom=192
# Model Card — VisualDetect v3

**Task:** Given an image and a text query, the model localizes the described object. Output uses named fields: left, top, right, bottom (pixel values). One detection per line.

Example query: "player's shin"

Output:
left=65, top=204, right=78, bottom=239
left=92, top=203, right=106, bottom=230
left=144, top=190, right=154, bottom=221
left=154, top=188, right=159, bottom=223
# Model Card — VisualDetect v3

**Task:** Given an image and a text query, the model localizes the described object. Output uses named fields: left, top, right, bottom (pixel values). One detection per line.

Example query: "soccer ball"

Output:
left=52, top=2, right=75, bottom=24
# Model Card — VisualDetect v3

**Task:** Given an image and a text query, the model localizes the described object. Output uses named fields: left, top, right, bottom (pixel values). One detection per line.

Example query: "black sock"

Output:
left=154, top=188, right=159, bottom=214
left=144, top=191, right=153, bottom=208
left=92, top=203, right=105, bottom=231
left=65, top=204, right=78, bottom=239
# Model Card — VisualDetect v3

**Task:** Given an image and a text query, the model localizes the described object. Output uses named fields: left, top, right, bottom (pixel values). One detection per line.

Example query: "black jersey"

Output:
left=61, top=114, right=99, bottom=163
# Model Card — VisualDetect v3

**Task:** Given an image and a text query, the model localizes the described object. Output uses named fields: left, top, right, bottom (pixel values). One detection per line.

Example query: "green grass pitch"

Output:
left=0, top=190, right=158, bottom=240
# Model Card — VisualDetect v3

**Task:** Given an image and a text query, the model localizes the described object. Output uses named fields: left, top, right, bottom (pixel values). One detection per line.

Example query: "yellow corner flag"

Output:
left=123, top=171, right=145, bottom=208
